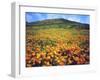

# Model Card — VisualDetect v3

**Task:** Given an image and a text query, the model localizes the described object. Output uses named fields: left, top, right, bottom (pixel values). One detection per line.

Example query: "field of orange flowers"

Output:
left=26, top=27, right=89, bottom=67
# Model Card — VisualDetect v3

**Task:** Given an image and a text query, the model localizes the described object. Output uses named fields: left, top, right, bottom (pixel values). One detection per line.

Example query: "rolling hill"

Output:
left=26, top=18, right=89, bottom=29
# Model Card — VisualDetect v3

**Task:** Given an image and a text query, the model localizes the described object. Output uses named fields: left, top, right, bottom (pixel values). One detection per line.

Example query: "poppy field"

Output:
left=26, top=23, right=89, bottom=67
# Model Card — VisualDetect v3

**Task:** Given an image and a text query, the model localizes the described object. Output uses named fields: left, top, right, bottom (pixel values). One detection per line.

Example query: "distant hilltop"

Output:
left=26, top=18, right=89, bottom=29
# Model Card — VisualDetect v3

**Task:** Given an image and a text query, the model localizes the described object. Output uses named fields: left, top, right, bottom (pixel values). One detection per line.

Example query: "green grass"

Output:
left=26, top=25, right=89, bottom=50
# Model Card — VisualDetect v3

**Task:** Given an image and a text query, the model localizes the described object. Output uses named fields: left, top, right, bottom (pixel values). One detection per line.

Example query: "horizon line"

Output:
left=26, top=18, right=89, bottom=24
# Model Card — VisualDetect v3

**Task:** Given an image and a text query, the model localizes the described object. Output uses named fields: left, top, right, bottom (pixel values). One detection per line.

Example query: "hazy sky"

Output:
left=26, top=12, right=90, bottom=24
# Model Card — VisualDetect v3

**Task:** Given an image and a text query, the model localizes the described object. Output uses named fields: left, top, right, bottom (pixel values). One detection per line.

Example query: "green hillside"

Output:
left=26, top=18, right=89, bottom=29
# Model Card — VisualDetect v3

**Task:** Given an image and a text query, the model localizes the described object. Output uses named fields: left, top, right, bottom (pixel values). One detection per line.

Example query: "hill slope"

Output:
left=26, top=18, right=89, bottom=29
